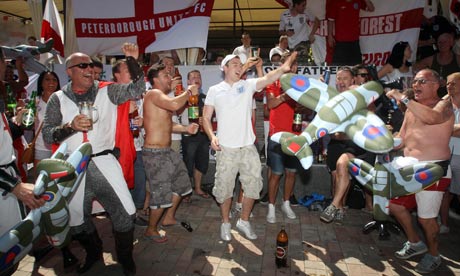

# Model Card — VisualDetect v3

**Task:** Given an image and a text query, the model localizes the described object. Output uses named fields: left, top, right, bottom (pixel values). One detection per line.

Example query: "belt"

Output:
left=0, top=161, right=15, bottom=169
left=143, top=147, right=171, bottom=153
left=90, top=149, right=113, bottom=158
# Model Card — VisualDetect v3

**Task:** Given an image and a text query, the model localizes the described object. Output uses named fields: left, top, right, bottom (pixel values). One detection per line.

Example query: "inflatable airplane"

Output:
left=271, top=74, right=394, bottom=169
left=0, top=142, right=92, bottom=274
left=0, top=38, right=56, bottom=73
left=348, top=152, right=444, bottom=222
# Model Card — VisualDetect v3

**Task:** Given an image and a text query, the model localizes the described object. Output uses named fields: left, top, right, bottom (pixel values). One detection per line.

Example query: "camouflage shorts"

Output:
left=142, top=148, right=192, bottom=209
left=213, top=145, right=263, bottom=203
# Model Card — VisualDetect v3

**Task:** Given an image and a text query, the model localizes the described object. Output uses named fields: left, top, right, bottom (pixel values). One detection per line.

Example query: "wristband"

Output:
left=400, top=96, right=410, bottom=105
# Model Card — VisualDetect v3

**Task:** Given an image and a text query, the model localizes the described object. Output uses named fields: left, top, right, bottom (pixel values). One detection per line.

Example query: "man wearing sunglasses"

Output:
left=42, top=43, right=145, bottom=275
left=386, top=69, right=454, bottom=274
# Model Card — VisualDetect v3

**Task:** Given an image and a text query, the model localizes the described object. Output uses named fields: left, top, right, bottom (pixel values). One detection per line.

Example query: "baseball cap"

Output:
left=220, top=54, right=239, bottom=71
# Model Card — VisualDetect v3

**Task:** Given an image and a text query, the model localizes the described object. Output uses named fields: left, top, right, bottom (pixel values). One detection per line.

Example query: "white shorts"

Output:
left=415, top=190, right=444, bottom=219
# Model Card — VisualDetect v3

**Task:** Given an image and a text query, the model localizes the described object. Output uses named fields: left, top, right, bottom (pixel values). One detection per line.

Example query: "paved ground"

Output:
left=12, top=193, right=460, bottom=276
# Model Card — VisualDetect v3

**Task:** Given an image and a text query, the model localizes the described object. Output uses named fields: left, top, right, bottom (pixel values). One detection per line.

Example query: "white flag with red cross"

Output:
left=41, top=0, right=65, bottom=57
left=72, top=0, right=214, bottom=56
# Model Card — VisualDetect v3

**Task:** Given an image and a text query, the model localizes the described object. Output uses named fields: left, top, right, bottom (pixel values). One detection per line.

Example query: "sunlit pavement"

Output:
left=13, top=193, right=460, bottom=276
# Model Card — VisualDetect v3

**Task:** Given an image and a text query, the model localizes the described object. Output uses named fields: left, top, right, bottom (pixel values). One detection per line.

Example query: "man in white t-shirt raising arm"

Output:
left=279, top=0, right=319, bottom=51
left=202, top=52, right=297, bottom=242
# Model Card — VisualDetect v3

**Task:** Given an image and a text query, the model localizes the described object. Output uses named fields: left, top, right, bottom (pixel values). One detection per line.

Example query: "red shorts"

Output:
left=390, top=177, right=451, bottom=209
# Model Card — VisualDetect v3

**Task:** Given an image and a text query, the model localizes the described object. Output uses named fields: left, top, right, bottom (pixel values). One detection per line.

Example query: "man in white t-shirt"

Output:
left=202, top=53, right=297, bottom=242
left=269, top=35, right=290, bottom=65
left=279, top=0, right=319, bottom=51
left=232, top=31, right=253, bottom=64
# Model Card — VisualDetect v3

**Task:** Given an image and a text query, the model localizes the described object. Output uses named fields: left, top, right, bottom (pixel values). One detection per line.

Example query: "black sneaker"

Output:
left=259, top=193, right=269, bottom=205
left=289, top=195, right=299, bottom=206
left=134, top=216, right=148, bottom=227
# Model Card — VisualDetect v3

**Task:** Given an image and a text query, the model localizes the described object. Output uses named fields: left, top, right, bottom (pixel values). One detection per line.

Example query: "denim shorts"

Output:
left=267, top=139, right=301, bottom=175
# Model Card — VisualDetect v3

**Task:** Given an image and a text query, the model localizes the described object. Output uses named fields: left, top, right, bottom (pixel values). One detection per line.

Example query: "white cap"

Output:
left=220, top=54, right=239, bottom=71
left=269, top=47, right=289, bottom=62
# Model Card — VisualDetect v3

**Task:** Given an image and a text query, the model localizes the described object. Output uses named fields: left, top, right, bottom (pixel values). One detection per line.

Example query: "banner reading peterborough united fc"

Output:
left=72, top=0, right=214, bottom=56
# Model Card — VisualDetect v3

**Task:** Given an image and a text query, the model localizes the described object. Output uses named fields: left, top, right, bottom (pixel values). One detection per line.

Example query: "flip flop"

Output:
left=143, top=234, right=168, bottom=243
left=195, top=192, right=210, bottom=199
left=160, top=221, right=193, bottom=232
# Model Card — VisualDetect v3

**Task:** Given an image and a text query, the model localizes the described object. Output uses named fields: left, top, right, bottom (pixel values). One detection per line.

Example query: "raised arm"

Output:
left=255, top=52, right=298, bottom=91
left=387, top=89, right=453, bottom=124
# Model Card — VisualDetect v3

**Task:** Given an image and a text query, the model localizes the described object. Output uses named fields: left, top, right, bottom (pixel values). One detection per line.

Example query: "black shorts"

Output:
left=326, top=139, right=375, bottom=172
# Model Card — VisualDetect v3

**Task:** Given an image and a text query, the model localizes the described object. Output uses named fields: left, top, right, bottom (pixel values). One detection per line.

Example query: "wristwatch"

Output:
left=400, top=96, right=410, bottom=105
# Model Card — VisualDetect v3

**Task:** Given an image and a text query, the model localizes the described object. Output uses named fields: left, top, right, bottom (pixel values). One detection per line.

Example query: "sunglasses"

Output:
left=68, top=62, right=95, bottom=69
left=356, top=73, right=369, bottom=78
left=411, top=78, right=437, bottom=85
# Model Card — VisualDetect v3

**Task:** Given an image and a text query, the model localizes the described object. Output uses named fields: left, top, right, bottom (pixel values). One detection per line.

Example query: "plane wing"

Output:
left=280, top=73, right=338, bottom=113
left=335, top=110, right=394, bottom=153
left=23, top=57, right=47, bottom=74
left=348, top=156, right=444, bottom=221
left=0, top=142, right=92, bottom=273
left=272, top=74, right=391, bottom=170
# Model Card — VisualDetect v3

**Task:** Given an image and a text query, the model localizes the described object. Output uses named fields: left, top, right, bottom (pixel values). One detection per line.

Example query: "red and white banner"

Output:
left=359, top=0, right=424, bottom=66
left=72, top=0, right=214, bottom=56
left=41, top=0, right=65, bottom=57
left=276, top=0, right=424, bottom=66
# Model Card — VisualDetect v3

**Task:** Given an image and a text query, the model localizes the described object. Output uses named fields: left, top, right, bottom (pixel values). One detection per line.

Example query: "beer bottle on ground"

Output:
left=276, top=226, right=288, bottom=268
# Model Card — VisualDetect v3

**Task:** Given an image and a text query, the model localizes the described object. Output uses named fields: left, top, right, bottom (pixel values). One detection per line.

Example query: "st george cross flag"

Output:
left=72, top=0, right=214, bottom=56
left=41, top=0, right=65, bottom=57
left=359, top=0, right=425, bottom=66
left=275, top=0, right=424, bottom=66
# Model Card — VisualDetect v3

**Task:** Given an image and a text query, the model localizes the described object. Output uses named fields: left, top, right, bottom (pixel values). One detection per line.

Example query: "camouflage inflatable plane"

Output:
left=271, top=74, right=394, bottom=169
left=349, top=153, right=444, bottom=222
left=0, top=142, right=92, bottom=273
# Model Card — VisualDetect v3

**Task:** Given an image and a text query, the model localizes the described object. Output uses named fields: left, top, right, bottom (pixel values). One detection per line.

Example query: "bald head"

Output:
left=66, top=53, right=91, bottom=69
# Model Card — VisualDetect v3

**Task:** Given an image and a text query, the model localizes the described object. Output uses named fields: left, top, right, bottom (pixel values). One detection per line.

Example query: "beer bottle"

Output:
left=174, top=68, right=183, bottom=96
left=276, top=226, right=288, bottom=268
left=188, top=92, right=199, bottom=125
left=292, top=112, right=302, bottom=133
left=6, top=84, right=17, bottom=116
left=323, top=62, right=331, bottom=85
left=317, top=138, right=323, bottom=164
left=129, top=109, right=140, bottom=138
left=22, top=90, right=37, bottom=130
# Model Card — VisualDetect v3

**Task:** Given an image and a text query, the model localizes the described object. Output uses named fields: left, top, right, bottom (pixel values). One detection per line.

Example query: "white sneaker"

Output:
left=236, top=219, right=257, bottom=240
left=220, top=222, right=232, bottom=241
left=266, top=204, right=276, bottom=224
left=229, top=203, right=253, bottom=218
left=281, top=200, right=297, bottom=219
left=439, top=224, right=450, bottom=234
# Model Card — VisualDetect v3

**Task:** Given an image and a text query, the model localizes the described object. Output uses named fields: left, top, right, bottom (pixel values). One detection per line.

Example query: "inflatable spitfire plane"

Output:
left=0, top=38, right=56, bottom=73
left=271, top=73, right=444, bottom=227
left=0, top=142, right=92, bottom=274
left=348, top=152, right=444, bottom=222
left=271, top=74, right=394, bottom=169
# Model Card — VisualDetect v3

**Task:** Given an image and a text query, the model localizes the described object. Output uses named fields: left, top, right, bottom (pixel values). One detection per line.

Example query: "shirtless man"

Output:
left=386, top=68, right=454, bottom=274
left=142, top=64, right=199, bottom=243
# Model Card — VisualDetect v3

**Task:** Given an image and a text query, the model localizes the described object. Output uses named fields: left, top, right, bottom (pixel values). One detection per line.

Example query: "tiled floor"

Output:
left=12, top=194, right=460, bottom=276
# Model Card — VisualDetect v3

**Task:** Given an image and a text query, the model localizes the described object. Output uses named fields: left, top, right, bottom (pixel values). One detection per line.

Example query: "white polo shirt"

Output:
left=205, top=79, right=257, bottom=148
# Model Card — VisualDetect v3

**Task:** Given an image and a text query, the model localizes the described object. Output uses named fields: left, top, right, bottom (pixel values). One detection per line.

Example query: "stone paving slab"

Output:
left=12, top=193, right=460, bottom=276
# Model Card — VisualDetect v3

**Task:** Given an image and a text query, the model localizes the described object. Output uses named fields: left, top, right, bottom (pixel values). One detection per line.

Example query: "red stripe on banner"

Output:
left=74, top=0, right=213, bottom=53
left=41, top=20, right=64, bottom=56
left=360, top=8, right=424, bottom=37
left=275, top=0, right=289, bottom=8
